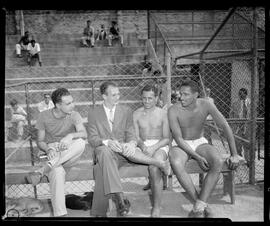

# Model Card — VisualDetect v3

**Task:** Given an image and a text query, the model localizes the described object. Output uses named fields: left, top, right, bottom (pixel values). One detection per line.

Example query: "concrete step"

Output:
left=6, top=46, right=147, bottom=57
left=6, top=54, right=147, bottom=67
left=5, top=63, right=145, bottom=80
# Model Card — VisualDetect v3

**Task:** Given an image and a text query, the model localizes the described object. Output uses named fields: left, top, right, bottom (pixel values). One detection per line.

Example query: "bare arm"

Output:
left=208, top=101, right=238, bottom=156
left=168, top=106, right=202, bottom=161
left=133, top=110, right=147, bottom=151
left=37, top=129, right=51, bottom=154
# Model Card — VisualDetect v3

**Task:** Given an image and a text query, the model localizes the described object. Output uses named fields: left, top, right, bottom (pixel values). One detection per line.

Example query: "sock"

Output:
left=193, top=199, right=207, bottom=212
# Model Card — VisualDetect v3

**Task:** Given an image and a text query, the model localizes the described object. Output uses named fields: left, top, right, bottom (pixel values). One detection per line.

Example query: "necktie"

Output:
left=108, top=109, right=114, bottom=131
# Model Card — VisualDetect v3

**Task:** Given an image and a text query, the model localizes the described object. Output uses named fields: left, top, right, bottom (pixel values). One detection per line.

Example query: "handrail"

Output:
left=149, top=13, right=174, bottom=59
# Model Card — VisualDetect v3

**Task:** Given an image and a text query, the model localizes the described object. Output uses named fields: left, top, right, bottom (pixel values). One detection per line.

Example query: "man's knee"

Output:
left=95, top=146, right=114, bottom=161
left=169, top=147, right=186, bottom=168
left=49, top=166, right=66, bottom=180
left=72, top=138, right=86, bottom=149
left=209, top=154, right=223, bottom=172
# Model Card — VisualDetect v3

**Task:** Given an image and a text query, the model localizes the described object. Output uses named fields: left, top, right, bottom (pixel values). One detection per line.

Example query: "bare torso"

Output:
left=134, top=107, right=165, bottom=140
left=173, top=99, right=209, bottom=140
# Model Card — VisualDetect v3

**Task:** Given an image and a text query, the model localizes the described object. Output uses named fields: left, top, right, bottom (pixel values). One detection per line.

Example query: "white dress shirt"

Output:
left=27, top=43, right=41, bottom=55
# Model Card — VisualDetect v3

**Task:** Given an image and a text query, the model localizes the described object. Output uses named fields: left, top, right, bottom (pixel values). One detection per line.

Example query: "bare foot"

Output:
left=151, top=208, right=160, bottom=217
left=159, top=160, right=170, bottom=175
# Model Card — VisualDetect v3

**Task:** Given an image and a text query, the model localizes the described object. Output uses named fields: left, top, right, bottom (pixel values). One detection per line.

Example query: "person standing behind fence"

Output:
left=142, top=62, right=153, bottom=77
left=27, top=39, right=42, bottom=67
left=133, top=84, right=170, bottom=217
left=81, top=20, right=95, bottom=48
left=87, top=81, right=170, bottom=217
left=108, top=21, right=123, bottom=47
left=168, top=79, right=243, bottom=218
left=229, top=87, right=251, bottom=166
left=26, top=88, right=87, bottom=217
left=10, top=99, right=27, bottom=142
left=37, top=93, right=55, bottom=113
left=15, top=31, right=31, bottom=58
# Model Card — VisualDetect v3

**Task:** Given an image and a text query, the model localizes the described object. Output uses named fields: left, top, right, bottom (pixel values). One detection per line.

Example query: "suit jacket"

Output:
left=87, top=104, right=136, bottom=148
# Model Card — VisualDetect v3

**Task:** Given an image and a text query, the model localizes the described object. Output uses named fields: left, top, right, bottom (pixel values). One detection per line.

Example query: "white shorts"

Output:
left=172, top=137, right=208, bottom=152
left=144, top=139, right=169, bottom=156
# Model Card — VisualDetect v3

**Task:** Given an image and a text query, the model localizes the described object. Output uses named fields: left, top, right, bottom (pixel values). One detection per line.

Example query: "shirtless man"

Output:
left=168, top=79, right=243, bottom=218
left=133, top=84, right=170, bottom=217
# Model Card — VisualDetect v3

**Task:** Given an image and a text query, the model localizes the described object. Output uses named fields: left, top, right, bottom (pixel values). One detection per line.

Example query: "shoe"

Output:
left=91, top=45, right=94, bottom=48
left=188, top=209, right=205, bottom=218
left=26, top=172, right=43, bottom=186
left=143, top=181, right=151, bottom=191
left=204, top=206, right=214, bottom=218
left=17, top=54, right=22, bottom=58
left=39, top=62, right=42, bottom=67
left=114, top=194, right=130, bottom=217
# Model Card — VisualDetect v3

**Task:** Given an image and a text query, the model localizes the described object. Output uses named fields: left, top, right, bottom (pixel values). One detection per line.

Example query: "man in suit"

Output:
left=87, top=81, right=170, bottom=217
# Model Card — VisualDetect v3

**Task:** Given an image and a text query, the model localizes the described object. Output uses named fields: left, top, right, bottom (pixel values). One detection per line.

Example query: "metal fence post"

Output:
left=147, top=10, right=150, bottom=39
left=249, top=8, right=258, bottom=185
left=24, top=83, right=38, bottom=198
left=166, top=54, right=171, bottom=108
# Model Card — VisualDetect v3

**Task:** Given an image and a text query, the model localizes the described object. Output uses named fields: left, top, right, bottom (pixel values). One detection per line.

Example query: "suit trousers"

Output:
left=91, top=145, right=129, bottom=216
left=46, top=138, right=86, bottom=216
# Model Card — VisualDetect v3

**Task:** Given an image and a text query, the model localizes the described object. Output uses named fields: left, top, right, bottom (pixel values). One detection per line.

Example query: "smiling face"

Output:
left=56, top=95, right=74, bottom=115
left=103, top=85, right=120, bottom=107
left=179, top=86, right=198, bottom=107
left=142, top=90, right=158, bottom=109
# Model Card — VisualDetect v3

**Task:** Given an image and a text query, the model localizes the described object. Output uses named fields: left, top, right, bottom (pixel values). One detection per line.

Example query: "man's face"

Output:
left=103, top=86, right=120, bottom=106
left=31, top=42, right=35, bottom=47
left=142, top=90, right=157, bottom=109
left=57, top=95, right=74, bottom=115
left=44, top=95, right=51, bottom=104
left=87, top=21, right=91, bottom=26
left=179, top=86, right=197, bottom=107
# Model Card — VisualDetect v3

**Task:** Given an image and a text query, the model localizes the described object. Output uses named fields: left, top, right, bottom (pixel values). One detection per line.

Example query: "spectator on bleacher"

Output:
left=133, top=84, right=170, bottom=217
left=95, top=24, right=107, bottom=41
left=10, top=99, right=27, bottom=142
left=168, top=79, right=243, bottom=218
left=27, top=39, right=42, bottom=67
left=26, top=88, right=87, bottom=217
left=87, top=81, right=170, bottom=217
left=142, top=62, right=153, bottom=77
left=81, top=20, right=95, bottom=48
left=108, top=21, right=123, bottom=47
left=15, top=31, right=31, bottom=58
left=37, top=93, right=54, bottom=112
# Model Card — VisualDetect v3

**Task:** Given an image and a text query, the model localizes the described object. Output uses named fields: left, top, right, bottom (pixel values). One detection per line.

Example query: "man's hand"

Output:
left=226, top=154, right=244, bottom=170
left=122, top=142, right=136, bottom=157
left=59, top=134, right=73, bottom=151
left=47, top=146, right=59, bottom=161
left=196, top=156, right=210, bottom=172
left=108, top=140, right=123, bottom=153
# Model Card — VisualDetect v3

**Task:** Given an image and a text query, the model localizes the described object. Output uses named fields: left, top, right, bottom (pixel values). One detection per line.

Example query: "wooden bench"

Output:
left=5, top=152, right=237, bottom=204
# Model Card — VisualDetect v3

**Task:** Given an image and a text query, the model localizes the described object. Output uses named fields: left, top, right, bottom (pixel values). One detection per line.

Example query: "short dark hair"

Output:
left=100, top=81, right=118, bottom=95
left=112, top=21, right=117, bottom=25
left=87, top=20, right=91, bottom=23
left=239, top=88, right=248, bottom=95
left=141, top=84, right=159, bottom=97
left=51, top=88, right=70, bottom=105
left=180, top=79, right=199, bottom=93
left=10, top=99, right=18, bottom=106
left=30, top=39, right=36, bottom=44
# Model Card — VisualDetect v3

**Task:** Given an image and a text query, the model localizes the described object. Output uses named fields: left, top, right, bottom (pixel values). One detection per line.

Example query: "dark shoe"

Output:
left=143, top=181, right=151, bottom=191
left=17, top=54, right=22, bottom=58
left=26, top=172, right=43, bottom=186
left=118, top=198, right=130, bottom=217
left=114, top=194, right=130, bottom=217
left=204, top=206, right=214, bottom=218
left=39, top=62, right=42, bottom=67
left=188, top=209, right=205, bottom=218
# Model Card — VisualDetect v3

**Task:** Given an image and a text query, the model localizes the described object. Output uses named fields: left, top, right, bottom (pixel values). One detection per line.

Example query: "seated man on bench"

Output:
left=26, top=88, right=87, bottom=217
left=168, top=79, right=242, bottom=218
left=133, top=84, right=170, bottom=217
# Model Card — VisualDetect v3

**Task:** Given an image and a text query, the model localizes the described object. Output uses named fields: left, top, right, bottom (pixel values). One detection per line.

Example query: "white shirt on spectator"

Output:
left=102, top=102, right=116, bottom=146
left=37, top=100, right=54, bottom=112
left=27, top=43, right=41, bottom=55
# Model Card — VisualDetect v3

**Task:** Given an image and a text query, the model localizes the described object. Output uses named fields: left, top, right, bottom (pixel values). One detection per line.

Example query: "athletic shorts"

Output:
left=172, top=137, right=208, bottom=152
left=144, top=139, right=169, bottom=156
